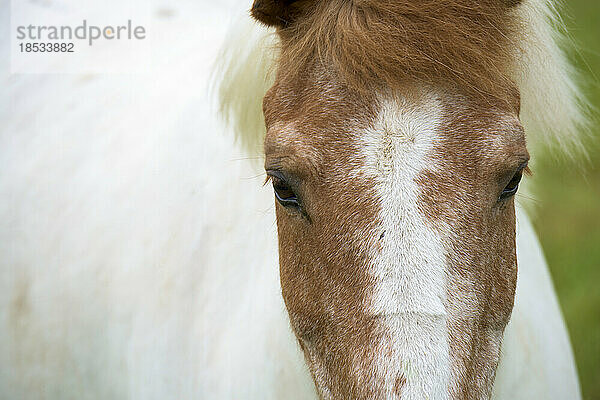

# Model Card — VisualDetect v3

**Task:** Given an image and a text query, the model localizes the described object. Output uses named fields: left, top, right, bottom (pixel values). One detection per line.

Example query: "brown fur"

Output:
left=263, top=63, right=385, bottom=398
left=255, top=0, right=523, bottom=103
left=252, top=0, right=314, bottom=28
left=256, top=0, right=531, bottom=398
left=418, top=92, right=527, bottom=398
left=263, top=67, right=526, bottom=400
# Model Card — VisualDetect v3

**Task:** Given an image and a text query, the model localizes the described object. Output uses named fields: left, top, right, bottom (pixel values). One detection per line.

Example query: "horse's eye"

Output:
left=499, top=170, right=523, bottom=200
left=271, top=176, right=300, bottom=208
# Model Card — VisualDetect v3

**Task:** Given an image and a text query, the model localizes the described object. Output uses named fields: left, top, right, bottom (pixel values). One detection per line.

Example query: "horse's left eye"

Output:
left=271, top=176, right=300, bottom=208
left=499, top=170, right=523, bottom=200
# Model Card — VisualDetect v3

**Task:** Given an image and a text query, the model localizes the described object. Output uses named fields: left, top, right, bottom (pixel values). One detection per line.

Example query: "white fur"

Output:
left=361, top=95, right=450, bottom=399
left=0, top=0, right=582, bottom=399
left=514, top=0, right=590, bottom=156
left=213, top=17, right=278, bottom=157
left=492, top=205, right=581, bottom=399
left=1, top=1, right=314, bottom=399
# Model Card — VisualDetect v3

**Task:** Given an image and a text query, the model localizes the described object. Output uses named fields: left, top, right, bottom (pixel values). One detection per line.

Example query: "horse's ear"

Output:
left=250, top=0, right=313, bottom=28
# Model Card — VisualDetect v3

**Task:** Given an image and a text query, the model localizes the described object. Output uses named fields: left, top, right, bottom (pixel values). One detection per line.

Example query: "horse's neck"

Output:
left=492, top=207, right=581, bottom=399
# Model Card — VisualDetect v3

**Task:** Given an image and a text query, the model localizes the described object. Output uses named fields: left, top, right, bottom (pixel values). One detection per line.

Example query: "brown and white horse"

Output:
left=218, top=0, right=586, bottom=398
left=0, top=0, right=584, bottom=399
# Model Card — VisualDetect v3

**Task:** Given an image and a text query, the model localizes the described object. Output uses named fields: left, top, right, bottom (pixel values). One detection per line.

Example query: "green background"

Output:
left=533, top=1, right=600, bottom=398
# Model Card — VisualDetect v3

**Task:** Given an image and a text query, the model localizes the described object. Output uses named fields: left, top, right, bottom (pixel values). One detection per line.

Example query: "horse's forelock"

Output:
left=214, top=0, right=589, bottom=161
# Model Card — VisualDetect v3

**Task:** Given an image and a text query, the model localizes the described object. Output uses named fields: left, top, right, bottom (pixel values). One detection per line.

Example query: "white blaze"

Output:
left=362, top=93, right=450, bottom=399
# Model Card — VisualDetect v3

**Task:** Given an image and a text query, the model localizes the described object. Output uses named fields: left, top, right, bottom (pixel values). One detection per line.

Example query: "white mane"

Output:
left=215, top=0, right=589, bottom=160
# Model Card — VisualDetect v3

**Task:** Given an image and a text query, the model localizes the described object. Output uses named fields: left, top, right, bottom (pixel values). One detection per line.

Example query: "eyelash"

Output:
left=499, top=164, right=530, bottom=201
left=265, top=173, right=301, bottom=209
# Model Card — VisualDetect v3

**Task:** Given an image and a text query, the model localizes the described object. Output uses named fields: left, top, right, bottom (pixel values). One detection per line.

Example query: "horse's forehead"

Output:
left=264, top=81, right=524, bottom=166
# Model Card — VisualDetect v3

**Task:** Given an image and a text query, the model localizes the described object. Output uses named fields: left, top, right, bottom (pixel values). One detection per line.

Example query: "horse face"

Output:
left=263, top=61, right=528, bottom=398
left=257, top=1, right=529, bottom=398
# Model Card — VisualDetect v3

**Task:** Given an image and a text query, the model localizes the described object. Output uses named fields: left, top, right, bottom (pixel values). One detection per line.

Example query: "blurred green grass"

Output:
left=532, top=1, right=600, bottom=399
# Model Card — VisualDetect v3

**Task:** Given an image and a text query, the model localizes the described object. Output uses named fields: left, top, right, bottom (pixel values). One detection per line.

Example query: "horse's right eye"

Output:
left=271, top=176, right=300, bottom=208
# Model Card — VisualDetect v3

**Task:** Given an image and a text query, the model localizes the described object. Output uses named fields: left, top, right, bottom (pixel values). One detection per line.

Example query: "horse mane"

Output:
left=214, top=0, right=589, bottom=159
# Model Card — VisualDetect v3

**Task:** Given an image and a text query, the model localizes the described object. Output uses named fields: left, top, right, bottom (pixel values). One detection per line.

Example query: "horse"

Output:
left=0, top=0, right=585, bottom=398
